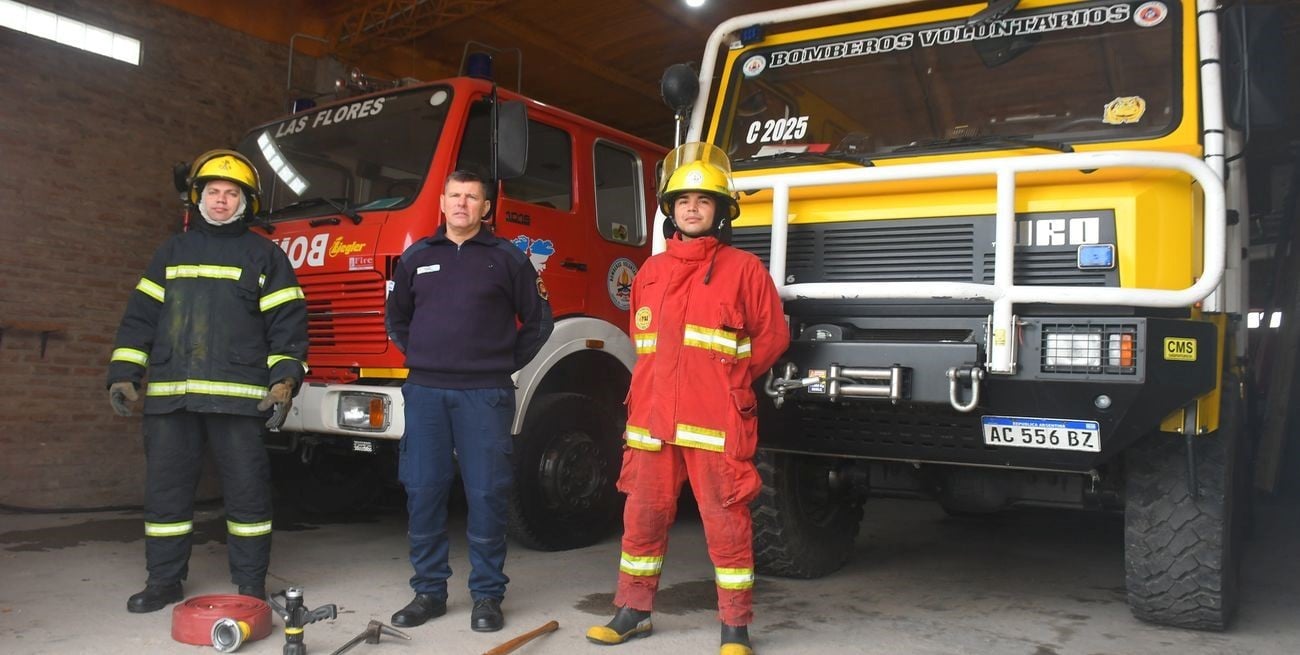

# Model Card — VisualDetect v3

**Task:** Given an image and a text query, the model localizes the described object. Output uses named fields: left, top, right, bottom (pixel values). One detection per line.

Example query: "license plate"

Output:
left=981, top=416, right=1100, bottom=452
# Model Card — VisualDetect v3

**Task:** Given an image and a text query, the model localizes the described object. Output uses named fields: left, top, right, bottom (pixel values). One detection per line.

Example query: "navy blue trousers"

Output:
left=399, top=383, right=515, bottom=601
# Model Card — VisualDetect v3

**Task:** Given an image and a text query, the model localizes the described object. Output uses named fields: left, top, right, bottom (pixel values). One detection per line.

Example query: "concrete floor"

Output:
left=1, top=493, right=1297, bottom=655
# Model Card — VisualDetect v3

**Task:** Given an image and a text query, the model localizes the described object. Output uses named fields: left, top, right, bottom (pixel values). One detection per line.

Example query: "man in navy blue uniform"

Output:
left=385, top=170, right=553, bottom=633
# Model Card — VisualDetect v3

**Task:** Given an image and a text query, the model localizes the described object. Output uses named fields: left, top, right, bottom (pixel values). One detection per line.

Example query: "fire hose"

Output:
left=171, top=595, right=272, bottom=647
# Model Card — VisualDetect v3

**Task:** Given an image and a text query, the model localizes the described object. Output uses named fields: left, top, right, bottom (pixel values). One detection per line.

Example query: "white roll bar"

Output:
left=741, top=150, right=1225, bottom=373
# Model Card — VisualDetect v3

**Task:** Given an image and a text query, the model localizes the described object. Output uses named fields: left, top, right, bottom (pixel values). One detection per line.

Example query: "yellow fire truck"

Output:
left=668, top=0, right=1255, bottom=630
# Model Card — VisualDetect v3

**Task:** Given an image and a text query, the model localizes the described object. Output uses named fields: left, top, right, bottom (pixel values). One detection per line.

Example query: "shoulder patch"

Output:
left=536, top=276, right=549, bottom=301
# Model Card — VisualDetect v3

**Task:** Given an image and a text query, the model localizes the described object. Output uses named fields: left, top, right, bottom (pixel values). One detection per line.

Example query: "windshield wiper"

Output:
left=893, top=135, right=1074, bottom=154
left=734, top=149, right=874, bottom=170
left=264, top=197, right=363, bottom=225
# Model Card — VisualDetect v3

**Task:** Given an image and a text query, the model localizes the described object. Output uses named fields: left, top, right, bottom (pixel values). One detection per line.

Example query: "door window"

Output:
left=457, top=102, right=573, bottom=211
left=593, top=140, right=645, bottom=245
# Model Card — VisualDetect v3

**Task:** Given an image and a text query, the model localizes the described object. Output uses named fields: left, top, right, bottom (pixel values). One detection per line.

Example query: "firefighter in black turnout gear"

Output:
left=107, top=149, right=308, bottom=614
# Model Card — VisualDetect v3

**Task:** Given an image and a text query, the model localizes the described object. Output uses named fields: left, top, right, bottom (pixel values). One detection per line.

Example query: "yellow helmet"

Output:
left=658, top=142, right=739, bottom=221
left=188, top=149, right=261, bottom=215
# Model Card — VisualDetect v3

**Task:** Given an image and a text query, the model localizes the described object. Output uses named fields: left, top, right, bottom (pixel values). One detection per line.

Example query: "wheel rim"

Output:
left=535, top=429, right=608, bottom=515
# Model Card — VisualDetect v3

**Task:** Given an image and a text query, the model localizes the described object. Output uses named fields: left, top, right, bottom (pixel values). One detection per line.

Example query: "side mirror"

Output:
left=1222, top=4, right=1287, bottom=131
left=497, top=100, right=528, bottom=180
left=172, top=162, right=191, bottom=194
left=660, top=63, right=699, bottom=117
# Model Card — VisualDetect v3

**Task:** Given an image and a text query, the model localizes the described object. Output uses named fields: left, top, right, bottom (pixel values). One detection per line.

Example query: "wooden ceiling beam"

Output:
left=332, top=0, right=512, bottom=58
left=476, top=12, right=662, bottom=104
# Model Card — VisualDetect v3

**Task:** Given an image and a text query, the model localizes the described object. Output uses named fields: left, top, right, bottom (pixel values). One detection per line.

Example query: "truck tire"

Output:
left=507, top=393, right=623, bottom=551
left=1124, top=387, right=1242, bottom=631
left=752, top=451, right=864, bottom=578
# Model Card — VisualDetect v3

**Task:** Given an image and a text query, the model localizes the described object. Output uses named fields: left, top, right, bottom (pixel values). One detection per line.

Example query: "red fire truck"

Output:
left=232, top=74, right=664, bottom=551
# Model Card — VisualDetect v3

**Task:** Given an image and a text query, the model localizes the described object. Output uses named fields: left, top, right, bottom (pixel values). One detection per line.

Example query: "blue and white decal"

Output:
left=511, top=235, right=556, bottom=272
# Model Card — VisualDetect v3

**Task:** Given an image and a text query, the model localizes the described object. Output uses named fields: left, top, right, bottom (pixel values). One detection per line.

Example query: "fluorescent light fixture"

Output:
left=684, top=0, right=706, bottom=7
left=257, top=132, right=310, bottom=196
left=0, top=1, right=140, bottom=65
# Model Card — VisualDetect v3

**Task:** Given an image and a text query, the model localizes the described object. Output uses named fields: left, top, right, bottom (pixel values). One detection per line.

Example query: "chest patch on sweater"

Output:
left=416, top=264, right=441, bottom=274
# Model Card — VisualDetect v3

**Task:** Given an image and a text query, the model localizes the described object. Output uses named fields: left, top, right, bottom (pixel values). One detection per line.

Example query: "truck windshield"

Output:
left=236, top=85, right=452, bottom=220
left=721, top=0, right=1179, bottom=166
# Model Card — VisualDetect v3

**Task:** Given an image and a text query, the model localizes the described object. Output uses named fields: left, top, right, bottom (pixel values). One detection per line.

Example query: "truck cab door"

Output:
left=458, top=107, right=586, bottom=317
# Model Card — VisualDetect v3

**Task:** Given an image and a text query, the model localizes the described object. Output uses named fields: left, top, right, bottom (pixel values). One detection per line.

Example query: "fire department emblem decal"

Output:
left=607, top=258, right=637, bottom=311
left=1133, top=2, right=1167, bottom=28
left=635, top=306, right=652, bottom=330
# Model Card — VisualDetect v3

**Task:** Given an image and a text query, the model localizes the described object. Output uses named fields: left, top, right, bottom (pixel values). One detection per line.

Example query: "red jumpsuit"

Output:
left=615, top=234, right=789, bottom=626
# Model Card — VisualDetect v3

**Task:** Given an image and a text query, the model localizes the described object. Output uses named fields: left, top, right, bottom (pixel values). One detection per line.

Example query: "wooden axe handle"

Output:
left=481, top=620, right=560, bottom=655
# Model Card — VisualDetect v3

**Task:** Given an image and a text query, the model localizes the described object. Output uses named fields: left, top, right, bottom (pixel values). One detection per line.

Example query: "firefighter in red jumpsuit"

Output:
left=587, top=143, right=789, bottom=655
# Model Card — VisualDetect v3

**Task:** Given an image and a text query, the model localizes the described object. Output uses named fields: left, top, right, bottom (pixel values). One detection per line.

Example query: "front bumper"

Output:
left=761, top=314, right=1217, bottom=471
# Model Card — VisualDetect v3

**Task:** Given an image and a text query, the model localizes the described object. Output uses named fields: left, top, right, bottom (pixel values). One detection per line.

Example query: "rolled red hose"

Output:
left=172, top=594, right=272, bottom=646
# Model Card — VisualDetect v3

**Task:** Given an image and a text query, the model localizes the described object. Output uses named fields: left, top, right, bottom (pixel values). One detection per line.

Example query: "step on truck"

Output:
left=667, top=0, right=1262, bottom=629
left=233, top=69, right=664, bottom=551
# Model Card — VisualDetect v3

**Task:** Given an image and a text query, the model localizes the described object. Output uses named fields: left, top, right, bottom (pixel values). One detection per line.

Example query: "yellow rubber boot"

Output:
left=720, top=623, right=753, bottom=655
left=586, top=606, right=652, bottom=645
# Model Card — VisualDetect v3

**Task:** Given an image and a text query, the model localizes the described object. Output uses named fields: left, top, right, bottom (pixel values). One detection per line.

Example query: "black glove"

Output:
left=257, top=380, right=295, bottom=429
left=109, top=381, right=139, bottom=417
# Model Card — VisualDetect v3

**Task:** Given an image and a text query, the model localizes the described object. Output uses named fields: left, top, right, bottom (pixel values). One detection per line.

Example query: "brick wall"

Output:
left=0, top=0, right=317, bottom=508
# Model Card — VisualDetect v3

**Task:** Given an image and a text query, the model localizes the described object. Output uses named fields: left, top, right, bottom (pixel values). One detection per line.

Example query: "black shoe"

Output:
left=470, top=597, right=504, bottom=632
left=390, top=593, right=446, bottom=628
left=126, top=582, right=183, bottom=614
left=585, top=606, right=652, bottom=645
left=237, top=584, right=266, bottom=600
left=721, top=623, right=753, bottom=655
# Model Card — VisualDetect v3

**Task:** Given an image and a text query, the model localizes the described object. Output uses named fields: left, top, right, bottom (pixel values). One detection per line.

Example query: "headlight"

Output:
left=1041, top=324, right=1138, bottom=374
left=337, top=393, right=390, bottom=431
left=1044, top=332, right=1102, bottom=368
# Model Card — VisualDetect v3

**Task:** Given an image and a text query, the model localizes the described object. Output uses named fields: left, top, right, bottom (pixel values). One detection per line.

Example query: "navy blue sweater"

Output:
left=386, top=225, right=553, bottom=389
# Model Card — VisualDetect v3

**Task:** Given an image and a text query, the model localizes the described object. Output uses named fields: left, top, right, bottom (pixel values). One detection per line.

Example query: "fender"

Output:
left=510, top=315, right=635, bottom=435
left=279, top=316, right=633, bottom=440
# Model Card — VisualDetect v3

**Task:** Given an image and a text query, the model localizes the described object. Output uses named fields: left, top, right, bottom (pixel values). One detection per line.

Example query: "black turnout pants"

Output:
left=142, top=411, right=272, bottom=587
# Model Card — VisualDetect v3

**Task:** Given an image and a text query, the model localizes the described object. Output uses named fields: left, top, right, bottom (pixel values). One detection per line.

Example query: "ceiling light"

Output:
left=684, top=0, right=706, bottom=8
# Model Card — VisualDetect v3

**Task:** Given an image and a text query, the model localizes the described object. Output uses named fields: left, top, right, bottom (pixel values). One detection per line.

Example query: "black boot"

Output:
left=720, top=623, right=753, bottom=655
left=390, top=593, right=447, bottom=628
left=237, top=583, right=266, bottom=600
left=126, top=582, right=183, bottom=614
left=470, top=597, right=504, bottom=632
left=585, top=606, right=652, bottom=645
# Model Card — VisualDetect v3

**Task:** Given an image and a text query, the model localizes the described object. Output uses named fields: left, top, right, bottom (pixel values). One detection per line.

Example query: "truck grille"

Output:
left=301, top=271, right=388, bottom=354
left=794, top=402, right=985, bottom=451
left=733, top=213, right=1116, bottom=286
